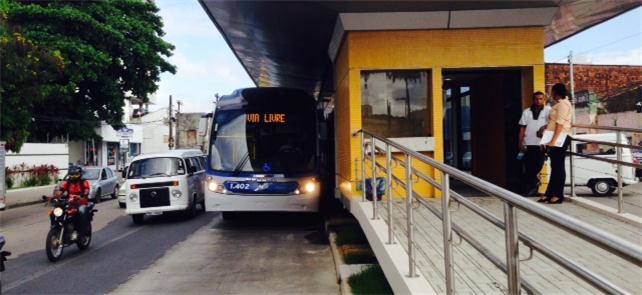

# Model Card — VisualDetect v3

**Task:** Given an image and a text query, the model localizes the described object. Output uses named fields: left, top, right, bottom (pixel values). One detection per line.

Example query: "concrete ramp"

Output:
left=376, top=197, right=641, bottom=294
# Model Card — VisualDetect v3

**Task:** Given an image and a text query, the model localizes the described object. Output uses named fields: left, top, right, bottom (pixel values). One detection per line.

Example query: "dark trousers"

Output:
left=545, top=138, right=571, bottom=198
left=523, top=146, right=545, bottom=194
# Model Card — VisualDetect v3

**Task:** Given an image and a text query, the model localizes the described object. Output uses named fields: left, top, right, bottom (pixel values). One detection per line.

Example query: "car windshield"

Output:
left=209, top=90, right=316, bottom=174
left=82, top=169, right=100, bottom=180
left=127, top=157, right=185, bottom=179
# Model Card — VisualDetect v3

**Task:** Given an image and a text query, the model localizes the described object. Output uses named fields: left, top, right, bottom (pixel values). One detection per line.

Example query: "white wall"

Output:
left=141, top=109, right=170, bottom=154
left=6, top=143, right=69, bottom=185
left=98, top=123, right=143, bottom=143
left=68, top=141, right=84, bottom=165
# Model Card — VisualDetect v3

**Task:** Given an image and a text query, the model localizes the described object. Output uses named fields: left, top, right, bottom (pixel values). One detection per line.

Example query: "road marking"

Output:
left=4, top=225, right=144, bottom=292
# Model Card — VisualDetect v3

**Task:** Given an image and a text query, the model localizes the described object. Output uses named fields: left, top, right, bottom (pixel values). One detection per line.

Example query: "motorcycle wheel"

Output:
left=76, top=223, right=92, bottom=250
left=46, top=227, right=64, bottom=262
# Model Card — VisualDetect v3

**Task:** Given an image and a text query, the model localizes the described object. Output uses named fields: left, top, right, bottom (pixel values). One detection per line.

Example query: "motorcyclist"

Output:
left=54, top=165, right=91, bottom=237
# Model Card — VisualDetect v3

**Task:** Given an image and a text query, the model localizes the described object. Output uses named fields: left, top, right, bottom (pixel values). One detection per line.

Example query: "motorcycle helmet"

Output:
left=68, top=165, right=82, bottom=181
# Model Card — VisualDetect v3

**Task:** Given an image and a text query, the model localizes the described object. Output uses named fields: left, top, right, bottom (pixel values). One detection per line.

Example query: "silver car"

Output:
left=53, top=166, right=119, bottom=203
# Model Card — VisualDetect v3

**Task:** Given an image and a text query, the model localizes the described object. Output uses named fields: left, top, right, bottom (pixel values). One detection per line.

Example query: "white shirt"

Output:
left=519, top=105, right=550, bottom=146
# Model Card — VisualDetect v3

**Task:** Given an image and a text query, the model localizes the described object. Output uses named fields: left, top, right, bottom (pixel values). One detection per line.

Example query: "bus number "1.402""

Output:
left=229, top=183, right=250, bottom=190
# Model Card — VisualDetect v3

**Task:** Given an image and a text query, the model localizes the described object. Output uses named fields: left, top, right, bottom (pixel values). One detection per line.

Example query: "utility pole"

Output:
left=176, top=100, right=182, bottom=149
left=168, top=95, right=174, bottom=149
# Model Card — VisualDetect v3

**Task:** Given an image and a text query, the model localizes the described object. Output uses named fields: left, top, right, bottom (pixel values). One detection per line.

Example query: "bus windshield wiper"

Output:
left=232, top=152, right=250, bottom=176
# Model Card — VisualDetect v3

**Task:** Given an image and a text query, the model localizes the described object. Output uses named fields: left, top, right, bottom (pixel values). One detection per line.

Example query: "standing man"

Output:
left=518, top=91, right=550, bottom=197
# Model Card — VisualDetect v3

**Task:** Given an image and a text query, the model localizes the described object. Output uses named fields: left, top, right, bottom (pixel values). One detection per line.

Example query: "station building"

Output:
left=199, top=1, right=640, bottom=199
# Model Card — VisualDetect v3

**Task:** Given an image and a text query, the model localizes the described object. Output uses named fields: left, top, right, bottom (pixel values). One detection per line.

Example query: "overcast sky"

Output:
left=153, top=2, right=641, bottom=112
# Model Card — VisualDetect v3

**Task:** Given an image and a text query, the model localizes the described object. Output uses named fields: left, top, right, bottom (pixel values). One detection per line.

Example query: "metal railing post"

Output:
left=371, top=135, right=379, bottom=219
left=616, top=130, right=623, bottom=213
left=386, top=144, right=394, bottom=244
left=360, top=132, right=366, bottom=202
left=405, top=154, right=417, bottom=277
left=504, top=203, right=521, bottom=294
left=570, top=139, right=576, bottom=199
left=441, top=173, right=455, bottom=294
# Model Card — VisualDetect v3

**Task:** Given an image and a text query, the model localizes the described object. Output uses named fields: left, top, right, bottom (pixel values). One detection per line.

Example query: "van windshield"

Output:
left=128, top=157, right=185, bottom=179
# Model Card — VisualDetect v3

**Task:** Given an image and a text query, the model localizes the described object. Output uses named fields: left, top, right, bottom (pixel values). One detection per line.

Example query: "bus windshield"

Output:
left=209, top=89, right=316, bottom=174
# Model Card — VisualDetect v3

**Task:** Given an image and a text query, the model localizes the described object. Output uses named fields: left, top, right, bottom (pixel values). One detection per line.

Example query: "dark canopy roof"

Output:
left=199, top=1, right=640, bottom=96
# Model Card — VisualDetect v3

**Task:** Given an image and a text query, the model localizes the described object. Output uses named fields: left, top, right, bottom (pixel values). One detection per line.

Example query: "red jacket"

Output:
left=60, top=180, right=91, bottom=196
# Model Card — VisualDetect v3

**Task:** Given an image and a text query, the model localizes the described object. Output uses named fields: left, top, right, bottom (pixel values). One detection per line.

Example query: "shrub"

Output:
left=348, top=265, right=393, bottom=295
left=343, top=250, right=378, bottom=265
left=23, top=175, right=39, bottom=187
left=5, top=176, right=13, bottom=189
left=335, top=227, right=368, bottom=246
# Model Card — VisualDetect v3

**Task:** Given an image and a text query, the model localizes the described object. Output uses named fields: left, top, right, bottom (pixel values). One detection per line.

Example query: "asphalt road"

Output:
left=0, top=199, right=338, bottom=294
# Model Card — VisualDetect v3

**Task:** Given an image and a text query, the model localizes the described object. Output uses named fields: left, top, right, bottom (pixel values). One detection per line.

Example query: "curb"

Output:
left=328, top=232, right=344, bottom=284
left=567, top=196, right=642, bottom=227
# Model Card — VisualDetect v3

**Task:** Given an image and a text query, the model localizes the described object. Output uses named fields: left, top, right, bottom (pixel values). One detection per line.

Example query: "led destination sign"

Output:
left=247, top=113, right=286, bottom=124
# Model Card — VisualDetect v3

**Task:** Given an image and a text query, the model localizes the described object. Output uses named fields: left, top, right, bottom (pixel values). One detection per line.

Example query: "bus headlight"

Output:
left=208, top=180, right=218, bottom=192
left=172, top=189, right=182, bottom=198
left=129, top=193, right=138, bottom=202
left=303, top=181, right=316, bottom=194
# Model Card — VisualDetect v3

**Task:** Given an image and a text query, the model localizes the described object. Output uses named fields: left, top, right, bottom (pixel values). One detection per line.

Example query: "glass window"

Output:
left=209, top=89, right=316, bottom=174
left=81, top=168, right=100, bottom=180
left=127, top=157, right=185, bottom=179
left=101, top=169, right=108, bottom=179
left=361, top=70, right=431, bottom=138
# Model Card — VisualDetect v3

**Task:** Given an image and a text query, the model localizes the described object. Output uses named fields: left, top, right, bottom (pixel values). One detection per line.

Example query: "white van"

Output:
left=566, top=133, right=639, bottom=196
left=124, top=150, right=206, bottom=224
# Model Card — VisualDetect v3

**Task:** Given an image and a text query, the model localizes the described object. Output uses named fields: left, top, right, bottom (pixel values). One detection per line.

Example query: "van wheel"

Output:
left=185, top=195, right=197, bottom=219
left=132, top=214, right=144, bottom=225
left=590, top=179, right=616, bottom=196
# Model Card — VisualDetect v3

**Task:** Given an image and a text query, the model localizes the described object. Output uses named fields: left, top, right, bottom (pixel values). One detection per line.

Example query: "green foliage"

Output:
left=344, top=251, right=378, bottom=265
left=22, top=175, right=39, bottom=187
left=335, top=227, right=368, bottom=246
left=348, top=265, right=393, bottom=295
left=1, top=0, right=175, bottom=151
left=5, top=175, right=13, bottom=189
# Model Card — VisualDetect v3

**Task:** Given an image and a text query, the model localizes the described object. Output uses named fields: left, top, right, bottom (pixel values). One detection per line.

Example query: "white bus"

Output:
left=204, top=88, right=321, bottom=219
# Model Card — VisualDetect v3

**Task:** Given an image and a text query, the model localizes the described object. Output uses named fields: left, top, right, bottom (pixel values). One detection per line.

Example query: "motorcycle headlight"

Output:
left=172, top=189, right=182, bottom=198
left=53, top=207, right=64, bottom=217
left=129, top=193, right=138, bottom=202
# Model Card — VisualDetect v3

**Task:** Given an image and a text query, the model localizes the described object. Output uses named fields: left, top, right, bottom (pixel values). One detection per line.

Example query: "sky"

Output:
left=153, top=2, right=641, bottom=113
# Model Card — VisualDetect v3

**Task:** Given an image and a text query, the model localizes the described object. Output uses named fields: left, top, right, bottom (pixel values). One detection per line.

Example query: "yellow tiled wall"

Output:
left=336, top=27, right=545, bottom=199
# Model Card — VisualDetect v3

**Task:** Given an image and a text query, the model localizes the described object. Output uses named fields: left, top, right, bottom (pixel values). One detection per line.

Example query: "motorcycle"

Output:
left=0, top=234, right=11, bottom=293
left=46, top=195, right=97, bottom=262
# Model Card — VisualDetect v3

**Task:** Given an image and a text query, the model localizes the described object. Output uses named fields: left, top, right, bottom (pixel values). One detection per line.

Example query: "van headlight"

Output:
left=172, top=189, right=183, bottom=198
left=129, top=193, right=138, bottom=202
left=303, top=181, right=317, bottom=194
left=53, top=207, right=64, bottom=217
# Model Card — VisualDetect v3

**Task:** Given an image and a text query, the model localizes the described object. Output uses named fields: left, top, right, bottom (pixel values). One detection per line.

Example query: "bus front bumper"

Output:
left=205, top=192, right=320, bottom=212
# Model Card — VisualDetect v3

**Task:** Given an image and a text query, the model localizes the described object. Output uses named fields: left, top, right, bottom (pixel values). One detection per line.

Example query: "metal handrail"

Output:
left=568, top=124, right=642, bottom=213
left=573, top=137, right=642, bottom=151
left=354, top=129, right=642, bottom=295
left=573, top=124, right=642, bottom=133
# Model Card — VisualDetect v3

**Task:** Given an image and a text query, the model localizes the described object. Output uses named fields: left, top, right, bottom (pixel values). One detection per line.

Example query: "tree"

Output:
left=2, top=0, right=175, bottom=150
left=0, top=1, right=66, bottom=152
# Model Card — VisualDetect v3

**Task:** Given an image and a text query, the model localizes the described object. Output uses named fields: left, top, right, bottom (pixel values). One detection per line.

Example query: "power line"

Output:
left=549, top=32, right=642, bottom=63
